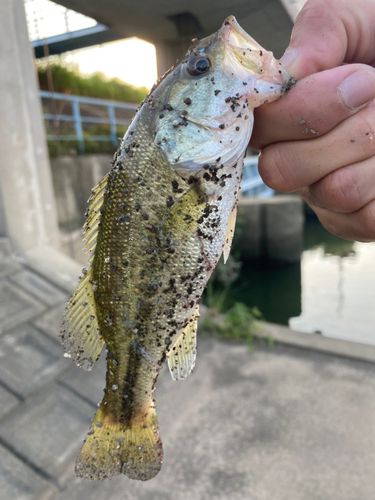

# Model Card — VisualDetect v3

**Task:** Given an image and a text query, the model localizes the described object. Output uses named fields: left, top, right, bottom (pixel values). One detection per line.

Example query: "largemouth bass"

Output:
left=60, top=15, right=293, bottom=482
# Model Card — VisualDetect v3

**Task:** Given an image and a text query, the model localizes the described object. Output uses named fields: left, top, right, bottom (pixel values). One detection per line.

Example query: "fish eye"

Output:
left=187, top=56, right=211, bottom=76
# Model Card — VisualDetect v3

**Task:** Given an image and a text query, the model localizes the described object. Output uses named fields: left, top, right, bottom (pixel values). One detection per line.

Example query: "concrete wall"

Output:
left=51, top=154, right=111, bottom=232
left=236, top=195, right=304, bottom=263
left=50, top=154, right=113, bottom=264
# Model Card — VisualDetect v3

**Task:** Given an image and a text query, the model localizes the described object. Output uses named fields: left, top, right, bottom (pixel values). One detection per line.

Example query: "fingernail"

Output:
left=340, top=69, right=375, bottom=109
left=279, top=48, right=298, bottom=71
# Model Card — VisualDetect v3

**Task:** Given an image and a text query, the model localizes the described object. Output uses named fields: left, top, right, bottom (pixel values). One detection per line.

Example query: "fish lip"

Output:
left=221, top=15, right=248, bottom=42
left=219, top=15, right=275, bottom=78
left=220, top=15, right=258, bottom=48
left=257, top=70, right=295, bottom=96
left=281, top=76, right=297, bottom=96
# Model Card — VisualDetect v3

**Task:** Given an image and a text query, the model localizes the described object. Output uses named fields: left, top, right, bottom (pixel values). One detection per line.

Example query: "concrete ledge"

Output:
left=260, top=322, right=375, bottom=364
left=17, top=245, right=81, bottom=295
left=200, top=305, right=375, bottom=364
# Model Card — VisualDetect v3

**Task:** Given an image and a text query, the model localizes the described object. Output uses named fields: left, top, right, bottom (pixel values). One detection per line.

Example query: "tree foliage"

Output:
left=37, top=63, right=148, bottom=103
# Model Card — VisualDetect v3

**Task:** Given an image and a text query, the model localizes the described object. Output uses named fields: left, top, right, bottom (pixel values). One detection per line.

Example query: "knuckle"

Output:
left=321, top=167, right=360, bottom=212
left=318, top=213, right=342, bottom=239
left=258, top=145, right=296, bottom=193
left=318, top=200, right=375, bottom=242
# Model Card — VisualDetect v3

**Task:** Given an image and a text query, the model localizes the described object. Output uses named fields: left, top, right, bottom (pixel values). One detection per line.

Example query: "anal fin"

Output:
left=167, top=307, right=199, bottom=381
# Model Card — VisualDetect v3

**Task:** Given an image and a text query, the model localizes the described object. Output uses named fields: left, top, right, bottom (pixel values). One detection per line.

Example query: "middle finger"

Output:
left=258, top=100, right=375, bottom=193
left=251, top=64, right=375, bottom=149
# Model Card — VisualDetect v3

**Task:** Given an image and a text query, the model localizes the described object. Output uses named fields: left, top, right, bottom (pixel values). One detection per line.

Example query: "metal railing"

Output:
left=40, top=90, right=137, bottom=153
left=40, top=91, right=272, bottom=197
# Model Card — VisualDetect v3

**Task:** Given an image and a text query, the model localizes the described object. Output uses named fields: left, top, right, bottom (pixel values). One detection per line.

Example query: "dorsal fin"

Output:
left=60, top=269, right=104, bottom=370
left=83, top=174, right=108, bottom=257
left=166, top=307, right=199, bottom=381
left=60, top=174, right=108, bottom=370
left=223, top=204, right=237, bottom=264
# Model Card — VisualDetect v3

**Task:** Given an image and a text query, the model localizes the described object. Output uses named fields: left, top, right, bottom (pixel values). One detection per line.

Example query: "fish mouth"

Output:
left=220, top=15, right=293, bottom=90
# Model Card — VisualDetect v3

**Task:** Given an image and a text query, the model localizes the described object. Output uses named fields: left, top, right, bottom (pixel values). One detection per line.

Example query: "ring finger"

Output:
left=298, top=154, right=375, bottom=213
left=312, top=199, right=375, bottom=242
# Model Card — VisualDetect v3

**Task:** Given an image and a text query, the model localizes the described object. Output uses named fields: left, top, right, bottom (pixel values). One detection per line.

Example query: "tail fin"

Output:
left=75, top=405, right=163, bottom=481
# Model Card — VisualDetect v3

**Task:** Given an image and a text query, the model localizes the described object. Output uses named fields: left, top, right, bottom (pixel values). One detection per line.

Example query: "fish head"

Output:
left=150, top=15, right=294, bottom=175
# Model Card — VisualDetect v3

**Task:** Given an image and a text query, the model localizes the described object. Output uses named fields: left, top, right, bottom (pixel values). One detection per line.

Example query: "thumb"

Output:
left=279, top=0, right=375, bottom=79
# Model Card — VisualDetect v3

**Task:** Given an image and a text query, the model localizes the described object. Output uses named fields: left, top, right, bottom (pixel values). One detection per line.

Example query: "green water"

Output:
left=230, top=218, right=375, bottom=346
left=229, top=258, right=302, bottom=326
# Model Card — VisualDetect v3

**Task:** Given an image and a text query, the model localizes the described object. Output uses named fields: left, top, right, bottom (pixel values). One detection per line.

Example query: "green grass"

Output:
left=201, top=302, right=264, bottom=348
left=37, top=62, right=148, bottom=103
left=47, top=138, right=118, bottom=157
left=37, top=61, right=148, bottom=156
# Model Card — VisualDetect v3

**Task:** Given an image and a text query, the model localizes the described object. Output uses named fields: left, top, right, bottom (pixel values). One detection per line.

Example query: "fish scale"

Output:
left=60, top=15, right=294, bottom=481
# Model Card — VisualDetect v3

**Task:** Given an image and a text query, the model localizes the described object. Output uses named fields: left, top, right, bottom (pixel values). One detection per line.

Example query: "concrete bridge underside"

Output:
left=49, top=0, right=293, bottom=76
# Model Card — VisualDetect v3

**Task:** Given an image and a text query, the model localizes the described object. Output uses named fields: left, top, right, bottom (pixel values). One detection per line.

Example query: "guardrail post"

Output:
left=72, top=98, right=84, bottom=153
left=108, top=104, right=117, bottom=148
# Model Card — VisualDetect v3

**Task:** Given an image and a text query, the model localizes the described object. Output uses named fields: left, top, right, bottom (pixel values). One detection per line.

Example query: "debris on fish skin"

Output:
left=60, top=15, right=294, bottom=482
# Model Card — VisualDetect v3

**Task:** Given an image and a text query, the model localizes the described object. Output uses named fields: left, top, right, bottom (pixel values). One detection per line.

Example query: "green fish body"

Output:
left=60, top=16, right=293, bottom=482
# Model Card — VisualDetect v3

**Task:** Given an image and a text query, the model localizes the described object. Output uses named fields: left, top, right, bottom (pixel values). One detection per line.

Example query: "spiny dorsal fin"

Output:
left=60, top=174, right=108, bottom=370
left=223, top=204, right=237, bottom=264
left=167, top=307, right=199, bottom=381
left=83, top=174, right=108, bottom=256
left=60, top=268, right=104, bottom=370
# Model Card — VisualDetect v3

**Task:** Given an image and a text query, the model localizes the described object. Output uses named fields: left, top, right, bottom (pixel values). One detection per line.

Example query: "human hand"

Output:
left=250, top=0, right=375, bottom=241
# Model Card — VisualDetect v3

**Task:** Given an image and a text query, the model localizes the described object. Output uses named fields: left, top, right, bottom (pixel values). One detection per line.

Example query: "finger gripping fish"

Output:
left=60, top=15, right=293, bottom=482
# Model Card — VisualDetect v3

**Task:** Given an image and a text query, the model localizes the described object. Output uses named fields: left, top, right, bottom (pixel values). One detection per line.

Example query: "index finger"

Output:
left=250, top=64, right=375, bottom=150
left=279, top=0, right=375, bottom=80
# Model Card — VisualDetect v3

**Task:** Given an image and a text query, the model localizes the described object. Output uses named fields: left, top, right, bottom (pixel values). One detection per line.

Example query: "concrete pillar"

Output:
left=0, top=188, right=7, bottom=237
left=264, top=195, right=304, bottom=262
left=0, top=0, right=60, bottom=251
left=236, top=195, right=304, bottom=263
left=235, top=199, right=263, bottom=259
left=155, top=40, right=191, bottom=77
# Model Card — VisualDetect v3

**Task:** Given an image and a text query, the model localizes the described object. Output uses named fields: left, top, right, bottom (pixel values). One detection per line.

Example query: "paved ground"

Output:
left=1, top=237, right=375, bottom=500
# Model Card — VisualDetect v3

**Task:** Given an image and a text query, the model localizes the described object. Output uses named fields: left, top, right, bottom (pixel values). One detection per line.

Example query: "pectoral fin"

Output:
left=223, top=204, right=237, bottom=264
left=167, top=308, right=199, bottom=381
